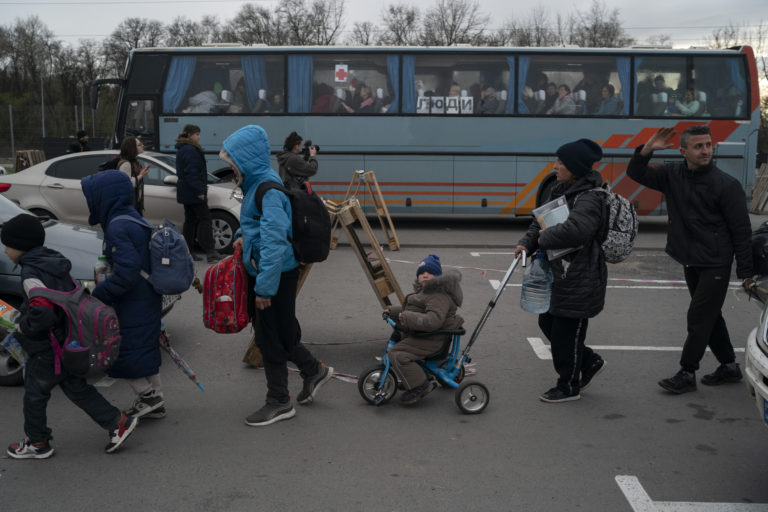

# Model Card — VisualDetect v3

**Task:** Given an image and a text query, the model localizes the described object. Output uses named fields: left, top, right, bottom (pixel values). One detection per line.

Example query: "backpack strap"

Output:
left=254, top=181, right=288, bottom=217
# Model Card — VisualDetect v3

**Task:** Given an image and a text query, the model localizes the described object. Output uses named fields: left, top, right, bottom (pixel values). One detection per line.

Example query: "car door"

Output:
left=39, top=155, right=106, bottom=225
left=139, top=157, right=184, bottom=227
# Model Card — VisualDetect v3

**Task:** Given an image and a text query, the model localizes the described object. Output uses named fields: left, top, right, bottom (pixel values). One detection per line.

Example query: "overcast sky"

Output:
left=4, top=0, right=767, bottom=48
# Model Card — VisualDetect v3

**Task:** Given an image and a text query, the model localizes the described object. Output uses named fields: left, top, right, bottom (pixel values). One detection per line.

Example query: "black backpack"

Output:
left=255, top=181, right=331, bottom=263
left=97, top=157, right=121, bottom=172
left=752, top=220, right=768, bottom=276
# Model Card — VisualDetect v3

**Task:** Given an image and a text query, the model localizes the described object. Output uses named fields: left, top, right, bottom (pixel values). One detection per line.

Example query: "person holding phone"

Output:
left=117, top=136, right=150, bottom=217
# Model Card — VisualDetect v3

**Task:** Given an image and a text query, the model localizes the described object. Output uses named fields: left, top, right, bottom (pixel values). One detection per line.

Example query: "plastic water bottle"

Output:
left=94, top=255, right=109, bottom=283
left=520, top=253, right=554, bottom=314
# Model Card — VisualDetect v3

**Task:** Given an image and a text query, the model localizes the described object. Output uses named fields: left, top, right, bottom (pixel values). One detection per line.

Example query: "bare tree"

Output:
left=645, top=34, right=673, bottom=47
left=421, top=0, right=488, bottom=46
left=102, top=18, right=165, bottom=76
left=347, top=21, right=377, bottom=46
left=707, top=21, right=768, bottom=84
left=225, top=4, right=286, bottom=45
left=378, top=4, right=421, bottom=45
left=276, top=0, right=346, bottom=45
left=494, top=6, right=560, bottom=47
left=569, top=0, right=634, bottom=48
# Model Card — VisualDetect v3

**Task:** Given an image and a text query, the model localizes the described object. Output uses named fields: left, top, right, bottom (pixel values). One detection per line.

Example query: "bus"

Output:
left=91, top=44, right=761, bottom=216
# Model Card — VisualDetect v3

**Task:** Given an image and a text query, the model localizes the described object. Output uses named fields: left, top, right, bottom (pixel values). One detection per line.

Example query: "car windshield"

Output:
left=148, top=153, right=222, bottom=184
left=0, top=195, right=30, bottom=223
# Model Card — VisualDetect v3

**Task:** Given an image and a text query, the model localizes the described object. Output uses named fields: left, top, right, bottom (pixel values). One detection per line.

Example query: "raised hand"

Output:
left=640, top=127, right=677, bottom=156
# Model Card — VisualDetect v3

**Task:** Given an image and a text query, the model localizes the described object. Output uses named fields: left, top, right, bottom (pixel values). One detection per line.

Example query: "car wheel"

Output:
left=212, top=167, right=235, bottom=182
left=0, top=345, right=23, bottom=386
left=211, top=211, right=238, bottom=254
left=29, top=208, right=57, bottom=220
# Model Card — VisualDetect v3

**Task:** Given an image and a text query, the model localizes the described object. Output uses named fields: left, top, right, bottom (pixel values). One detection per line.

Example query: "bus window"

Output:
left=299, top=54, right=395, bottom=114
left=634, top=56, right=686, bottom=116
left=692, top=56, right=748, bottom=119
left=408, top=55, right=512, bottom=115
left=520, top=55, right=629, bottom=116
left=163, top=55, right=284, bottom=114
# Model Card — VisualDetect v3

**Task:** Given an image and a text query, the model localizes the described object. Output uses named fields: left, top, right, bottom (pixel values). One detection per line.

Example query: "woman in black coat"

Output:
left=515, top=139, right=608, bottom=403
left=175, top=124, right=220, bottom=263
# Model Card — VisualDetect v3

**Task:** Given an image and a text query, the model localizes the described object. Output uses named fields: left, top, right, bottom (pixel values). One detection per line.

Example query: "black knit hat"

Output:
left=1, top=214, right=45, bottom=251
left=555, top=139, right=603, bottom=177
left=416, top=254, right=442, bottom=277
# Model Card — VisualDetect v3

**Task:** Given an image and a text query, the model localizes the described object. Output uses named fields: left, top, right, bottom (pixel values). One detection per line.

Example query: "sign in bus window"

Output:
left=411, top=55, right=512, bottom=115
left=308, top=55, right=395, bottom=114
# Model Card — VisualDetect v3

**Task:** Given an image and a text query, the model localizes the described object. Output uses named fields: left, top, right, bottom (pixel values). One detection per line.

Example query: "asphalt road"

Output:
left=1, top=216, right=767, bottom=511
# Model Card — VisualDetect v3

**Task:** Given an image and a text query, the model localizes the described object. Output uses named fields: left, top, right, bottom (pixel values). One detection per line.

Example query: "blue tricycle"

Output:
left=357, top=255, right=522, bottom=414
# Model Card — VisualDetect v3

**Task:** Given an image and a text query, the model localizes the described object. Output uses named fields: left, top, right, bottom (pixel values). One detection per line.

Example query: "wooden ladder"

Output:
left=329, top=170, right=400, bottom=251
left=326, top=198, right=404, bottom=308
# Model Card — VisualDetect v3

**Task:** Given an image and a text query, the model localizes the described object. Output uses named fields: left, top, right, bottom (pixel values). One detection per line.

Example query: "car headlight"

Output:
left=78, top=279, right=96, bottom=292
left=759, top=302, right=768, bottom=355
left=232, top=190, right=243, bottom=203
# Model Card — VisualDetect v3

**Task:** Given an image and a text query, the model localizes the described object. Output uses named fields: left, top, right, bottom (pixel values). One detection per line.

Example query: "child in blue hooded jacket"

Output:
left=81, top=170, right=165, bottom=419
left=220, top=125, right=333, bottom=427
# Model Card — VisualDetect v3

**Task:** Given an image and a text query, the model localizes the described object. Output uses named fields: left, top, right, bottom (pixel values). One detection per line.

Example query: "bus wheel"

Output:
left=211, top=211, right=238, bottom=254
left=536, top=175, right=558, bottom=207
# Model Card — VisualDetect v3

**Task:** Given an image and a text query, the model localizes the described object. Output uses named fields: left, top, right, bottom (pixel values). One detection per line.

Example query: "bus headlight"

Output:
left=759, top=302, right=768, bottom=355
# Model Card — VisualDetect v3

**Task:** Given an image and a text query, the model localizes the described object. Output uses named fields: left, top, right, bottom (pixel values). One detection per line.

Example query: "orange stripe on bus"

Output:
left=499, top=162, right=555, bottom=215
left=603, top=134, right=634, bottom=148
left=626, top=128, right=660, bottom=148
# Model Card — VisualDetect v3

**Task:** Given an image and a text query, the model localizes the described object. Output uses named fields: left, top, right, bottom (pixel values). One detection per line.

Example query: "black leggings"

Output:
left=538, top=312, right=597, bottom=394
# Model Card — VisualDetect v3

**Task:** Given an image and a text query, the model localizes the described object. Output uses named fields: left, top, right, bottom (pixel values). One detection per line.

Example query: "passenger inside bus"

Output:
left=594, top=84, right=619, bottom=115
left=477, top=86, right=499, bottom=115
left=547, top=84, right=577, bottom=116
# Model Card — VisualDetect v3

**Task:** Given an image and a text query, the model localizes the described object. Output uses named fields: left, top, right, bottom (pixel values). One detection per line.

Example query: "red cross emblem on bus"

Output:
left=335, top=67, right=348, bottom=82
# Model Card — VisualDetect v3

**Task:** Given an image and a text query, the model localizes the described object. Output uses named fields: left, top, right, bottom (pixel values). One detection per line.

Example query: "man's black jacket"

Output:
left=626, top=146, right=753, bottom=278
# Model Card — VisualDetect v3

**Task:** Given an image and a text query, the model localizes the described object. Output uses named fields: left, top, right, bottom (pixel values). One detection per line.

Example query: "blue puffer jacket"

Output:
left=81, top=170, right=162, bottom=379
left=222, top=125, right=298, bottom=298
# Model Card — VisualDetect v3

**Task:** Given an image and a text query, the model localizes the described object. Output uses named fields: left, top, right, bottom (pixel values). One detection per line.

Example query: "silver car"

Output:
left=0, top=195, right=105, bottom=385
left=0, top=150, right=242, bottom=253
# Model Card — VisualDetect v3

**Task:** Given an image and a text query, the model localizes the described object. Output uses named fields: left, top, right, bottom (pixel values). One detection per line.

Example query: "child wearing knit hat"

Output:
left=2, top=214, right=136, bottom=459
left=386, top=254, right=464, bottom=405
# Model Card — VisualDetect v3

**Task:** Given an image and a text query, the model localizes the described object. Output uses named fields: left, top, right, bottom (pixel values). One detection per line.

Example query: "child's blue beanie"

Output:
left=417, top=254, right=442, bottom=277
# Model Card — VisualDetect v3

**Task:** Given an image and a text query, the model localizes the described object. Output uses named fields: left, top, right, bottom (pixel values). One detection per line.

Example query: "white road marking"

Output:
left=491, top=280, right=690, bottom=291
left=527, top=338, right=552, bottom=360
left=617, top=475, right=767, bottom=511
left=470, top=251, right=515, bottom=257
left=527, top=340, right=743, bottom=360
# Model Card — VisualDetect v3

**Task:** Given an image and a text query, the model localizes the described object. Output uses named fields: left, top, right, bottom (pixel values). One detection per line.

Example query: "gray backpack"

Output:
left=590, top=186, right=639, bottom=263
left=29, top=281, right=121, bottom=377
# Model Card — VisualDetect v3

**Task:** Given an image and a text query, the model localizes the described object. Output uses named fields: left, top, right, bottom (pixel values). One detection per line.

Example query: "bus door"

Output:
left=121, top=97, right=158, bottom=151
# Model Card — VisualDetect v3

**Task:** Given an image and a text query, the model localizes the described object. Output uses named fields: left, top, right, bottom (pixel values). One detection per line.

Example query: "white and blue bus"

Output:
left=92, top=44, right=761, bottom=216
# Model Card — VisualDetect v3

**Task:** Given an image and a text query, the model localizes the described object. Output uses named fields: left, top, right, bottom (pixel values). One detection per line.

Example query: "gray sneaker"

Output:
left=124, top=390, right=165, bottom=418
left=297, top=364, right=334, bottom=405
left=245, top=402, right=295, bottom=427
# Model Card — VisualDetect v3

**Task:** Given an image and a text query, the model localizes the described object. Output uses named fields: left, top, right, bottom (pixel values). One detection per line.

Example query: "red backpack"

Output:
left=203, top=245, right=250, bottom=333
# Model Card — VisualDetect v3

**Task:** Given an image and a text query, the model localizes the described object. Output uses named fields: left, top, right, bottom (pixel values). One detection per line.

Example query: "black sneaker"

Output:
left=7, top=438, right=54, bottom=459
left=124, top=390, right=165, bottom=418
left=580, top=357, right=606, bottom=391
left=143, top=406, right=166, bottom=419
left=105, top=413, right=138, bottom=453
left=245, top=402, right=295, bottom=426
left=297, top=364, right=334, bottom=405
left=539, top=387, right=581, bottom=403
left=658, top=370, right=696, bottom=394
left=400, top=380, right=438, bottom=405
left=701, top=363, right=743, bottom=386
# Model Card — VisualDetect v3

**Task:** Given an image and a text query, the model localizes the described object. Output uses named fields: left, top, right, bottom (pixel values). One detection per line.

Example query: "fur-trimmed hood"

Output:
left=412, top=268, right=463, bottom=308
left=175, top=137, right=204, bottom=153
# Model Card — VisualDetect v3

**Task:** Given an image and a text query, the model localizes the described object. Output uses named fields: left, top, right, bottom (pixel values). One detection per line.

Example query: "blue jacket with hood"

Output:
left=81, top=170, right=162, bottom=379
left=222, top=125, right=298, bottom=298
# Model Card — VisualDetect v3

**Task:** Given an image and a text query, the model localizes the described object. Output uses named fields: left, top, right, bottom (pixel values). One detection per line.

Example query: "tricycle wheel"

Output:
left=455, top=380, right=489, bottom=414
left=358, top=364, right=398, bottom=405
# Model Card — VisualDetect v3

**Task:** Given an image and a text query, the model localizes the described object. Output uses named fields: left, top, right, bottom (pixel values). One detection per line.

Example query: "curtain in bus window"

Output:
left=633, top=57, right=644, bottom=115
left=163, top=56, right=196, bottom=113
left=506, top=56, right=515, bottom=114
left=242, top=56, right=268, bottom=111
left=386, top=55, right=400, bottom=114
left=617, top=57, right=630, bottom=115
left=288, top=55, right=313, bottom=113
left=728, top=59, right=747, bottom=96
left=517, top=56, right=530, bottom=114
left=402, top=55, right=417, bottom=113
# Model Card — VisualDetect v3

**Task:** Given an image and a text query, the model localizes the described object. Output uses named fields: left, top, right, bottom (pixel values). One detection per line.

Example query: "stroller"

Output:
left=357, top=254, right=523, bottom=414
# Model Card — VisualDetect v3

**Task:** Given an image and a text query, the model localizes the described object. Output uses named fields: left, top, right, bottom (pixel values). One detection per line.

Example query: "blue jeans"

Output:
left=23, top=352, right=121, bottom=443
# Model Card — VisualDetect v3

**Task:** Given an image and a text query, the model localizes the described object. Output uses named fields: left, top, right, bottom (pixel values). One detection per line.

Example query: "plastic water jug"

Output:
left=520, top=253, right=553, bottom=314
left=94, top=255, right=109, bottom=284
